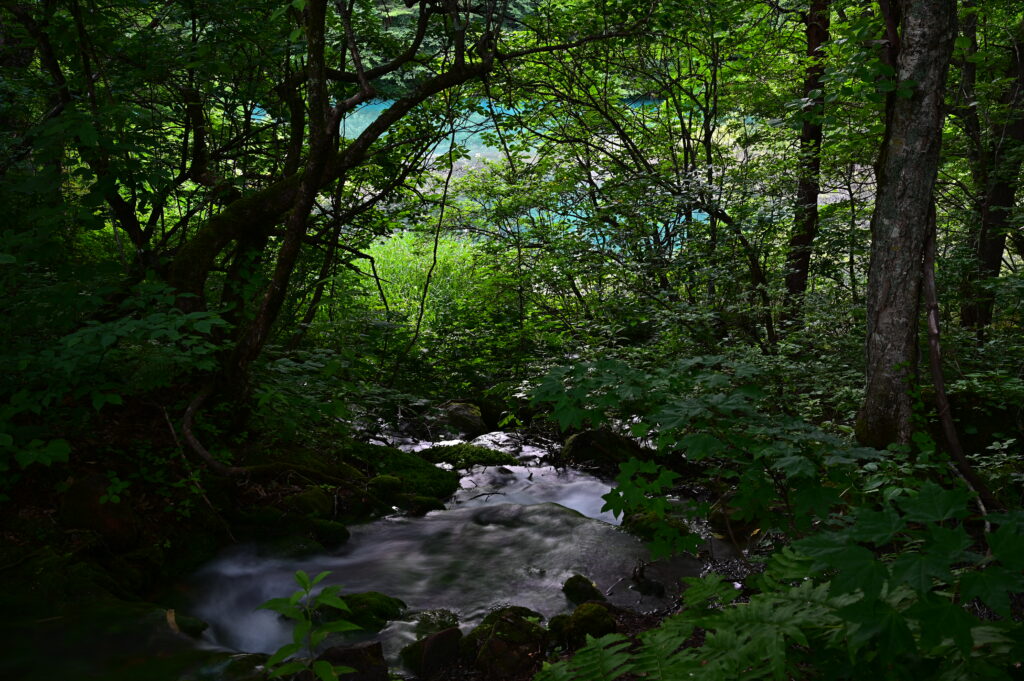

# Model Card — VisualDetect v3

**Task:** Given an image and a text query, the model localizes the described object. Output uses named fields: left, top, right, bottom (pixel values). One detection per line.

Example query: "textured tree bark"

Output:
left=782, top=0, right=830, bottom=325
left=855, top=0, right=957, bottom=449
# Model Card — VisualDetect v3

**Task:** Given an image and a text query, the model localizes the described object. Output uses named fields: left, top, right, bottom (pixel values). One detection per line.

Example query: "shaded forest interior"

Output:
left=1, top=0, right=1023, bottom=679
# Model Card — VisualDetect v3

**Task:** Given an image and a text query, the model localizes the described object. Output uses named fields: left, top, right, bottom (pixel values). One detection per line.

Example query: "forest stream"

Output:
left=186, top=431, right=703, bottom=670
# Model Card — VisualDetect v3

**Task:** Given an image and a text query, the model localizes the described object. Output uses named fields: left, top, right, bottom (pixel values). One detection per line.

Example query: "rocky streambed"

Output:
left=185, top=430, right=711, bottom=679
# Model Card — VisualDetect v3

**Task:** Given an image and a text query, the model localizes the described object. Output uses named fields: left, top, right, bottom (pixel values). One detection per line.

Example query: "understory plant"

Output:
left=260, top=570, right=361, bottom=680
left=531, top=357, right=1024, bottom=679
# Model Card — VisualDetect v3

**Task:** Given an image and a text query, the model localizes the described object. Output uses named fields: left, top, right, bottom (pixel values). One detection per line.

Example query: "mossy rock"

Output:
left=310, top=518, right=350, bottom=548
left=170, top=611, right=209, bottom=638
left=462, top=606, right=547, bottom=678
left=367, top=474, right=403, bottom=499
left=562, top=574, right=605, bottom=605
left=420, top=443, right=517, bottom=469
left=413, top=608, right=460, bottom=637
left=344, top=591, right=407, bottom=631
left=566, top=602, right=617, bottom=645
left=559, top=428, right=645, bottom=475
left=440, top=402, right=488, bottom=437
left=547, top=613, right=571, bottom=645
left=280, top=486, right=334, bottom=516
left=396, top=494, right=445, bottom=516
left=318, top=641, right=388, bottom=681
left=400, top=626, right=463, bottom=678
left=347, top=442, right=460, bottom=501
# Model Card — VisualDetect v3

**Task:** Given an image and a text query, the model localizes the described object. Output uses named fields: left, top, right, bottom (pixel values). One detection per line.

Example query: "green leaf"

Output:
left=312, top=660, right=336, bottom=681
left=908, top=595, right=975, bottom=655
left=897, top=482, right=970, bottom=523
left=268, top=660, right=308, bottom=678
left=315, top=594, right=351, bottom=612
left=679, top=433, right=724, bottom=460
left=847, top=506, right=905, bottom=544
left=267, top=642, right=302, bottom=666
left=771, top=454, right=816, bottom=479
left=310, top=570, right=331, bottom=587
left=889, top=551, right=950, bottom=594
left=295, top=570, right=312, bottom=590
left=960, top=566, right=1024, bottom=617
left=15, top=439, right=71, bottom=468
left=292, top=618, right=312, bottom=645
left=988, top=524, right=1024, bottom=571
left=316, top=619, right=361, bottom=634
left=828, top=547, right=888, bottom=599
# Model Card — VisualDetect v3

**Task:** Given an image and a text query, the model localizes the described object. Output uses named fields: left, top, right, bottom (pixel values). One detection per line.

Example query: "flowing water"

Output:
left=188, top=432, right=703, bottom=665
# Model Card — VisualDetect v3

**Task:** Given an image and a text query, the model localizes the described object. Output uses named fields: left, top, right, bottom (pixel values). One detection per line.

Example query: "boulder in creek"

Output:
left=566, top=602, right=618, bottom=645
left=558, top=428, right=646, bottom=476
left=316, top=641, right=388, bottom=681
left=343, top=591, right=407, bottom=631
left=400, top=626, right=463, bottom=678
left=461, top=606, right=547, bottom=678
left=561, top=573, right=606, bottom=605
left=440, top=402, right=488, bottom=438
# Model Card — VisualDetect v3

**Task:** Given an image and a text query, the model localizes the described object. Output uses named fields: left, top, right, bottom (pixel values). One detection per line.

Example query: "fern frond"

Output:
left=534, top=634, right=633, bottom=681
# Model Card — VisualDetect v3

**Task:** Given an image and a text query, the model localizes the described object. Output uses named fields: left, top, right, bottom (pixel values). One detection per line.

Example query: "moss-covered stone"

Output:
left=280, top=486, right=334, bottom=516
left=318, top=641, right=388, bottom=681
left=171, top=611, right=209, bottom=638
left=420, top=443, right=518, bottom=469
left=348, top=442, right=460, bottom=501
left=567, top=602, right=617, bottom=644
left=559, top=428, right=645, bottom=475
left=400, top=626, right=463, bottom=678
left=310, top=518, right=350, bottom=548
left=462, top=606, right=547, bottom=678
left=562, top=573, right=605, bottom=605
left=440, top=402, right=488, bottom=437
left=397, top=494, right=445, bottom=516
left=367, top=474, right=403, bottom=498
left=344, top=591, right=406, bottom=631
left=413, top=608, right=460, bottom=637
left=547, top=613, right=571, bottom=646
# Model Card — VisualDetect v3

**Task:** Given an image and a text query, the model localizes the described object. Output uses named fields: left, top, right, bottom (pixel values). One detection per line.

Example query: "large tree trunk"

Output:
left=782, top=0, right=830, bottom=325
left=855, top=0, right=957, bottom=449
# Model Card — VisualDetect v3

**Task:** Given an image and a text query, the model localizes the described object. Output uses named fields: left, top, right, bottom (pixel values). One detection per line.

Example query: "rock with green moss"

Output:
left=172, top=611, right=209, bottom=638
left=280, top=486, right=334, bottom=516
left=397, top=494, right=446, bottom=516
left=344, top=591, right=407, bottom=631
left=367, top=474, right=403, bottom=499
left=441, top=402, right=488, bottom=437
left=348, top=442, right=460, bottom=501
left=413, top=608, right=460, bottom=637
left=420, top=443, right=518, bottom=469
left=562, top=574, right=605, bottom=605
left=310, top=518, right=350, bottom=548
left=566, top=602, right=617, bottom=645
left=462, top=606, right=547, bottom=678
left=400, top=626, right=463, bottom=678
left=547, top=614, right=572, bottom=647
left=559, top=428, right=645, bottom=475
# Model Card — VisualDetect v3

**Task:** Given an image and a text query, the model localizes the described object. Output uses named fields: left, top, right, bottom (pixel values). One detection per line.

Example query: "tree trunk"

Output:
left=958, top=18, right=1024, bottom=335
left=855, top=0, right=957, bottom=449
left=782, top=0, right=830, bottom=325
